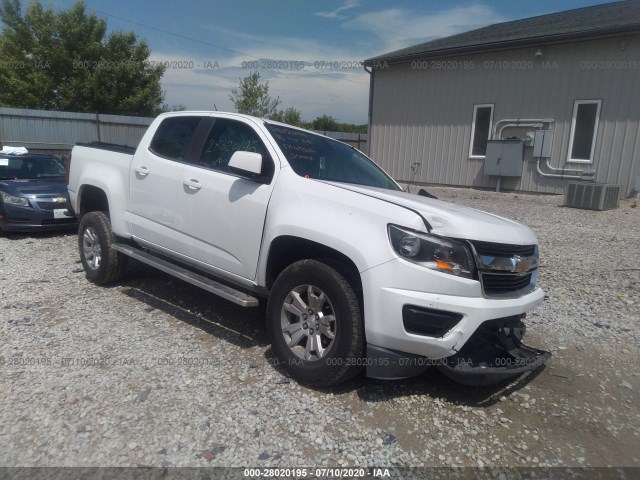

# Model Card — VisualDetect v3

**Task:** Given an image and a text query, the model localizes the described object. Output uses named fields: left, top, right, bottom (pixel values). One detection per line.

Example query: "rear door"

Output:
left=176, top=116, right=278, bottom=280
left=129, top=115, right=205, bottom=252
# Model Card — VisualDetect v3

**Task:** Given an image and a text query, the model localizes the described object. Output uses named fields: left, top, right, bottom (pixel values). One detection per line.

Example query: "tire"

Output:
left=267, top=259, right=364, bottom=387
left=78, top=211, right=127, bottom=285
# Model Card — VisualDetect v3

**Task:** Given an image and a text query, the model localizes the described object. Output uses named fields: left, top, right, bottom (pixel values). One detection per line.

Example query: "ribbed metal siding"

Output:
left=97, top=113, right=153, bottom=147
left=0, top=108, right=153, bottom=155
left=369, top=35, right=640, bottom=196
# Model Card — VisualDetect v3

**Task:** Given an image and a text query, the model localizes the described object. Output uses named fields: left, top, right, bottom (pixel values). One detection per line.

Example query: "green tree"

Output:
left=312, top=114, right=339, bottom=131
left=229, top=71, right=281, bottom=118
left=272, top=106, right=303, bottom=127
left=0, top=0, right=167, bottom=116
left=166, top=103, right=187, bottom=112
left=336, top=122, right=368, bottom=134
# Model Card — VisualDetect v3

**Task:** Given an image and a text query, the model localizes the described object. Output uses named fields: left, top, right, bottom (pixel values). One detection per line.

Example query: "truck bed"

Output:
left=75, top=142, right=137, bottom=155
left=68, top=142, right=137, bottom=237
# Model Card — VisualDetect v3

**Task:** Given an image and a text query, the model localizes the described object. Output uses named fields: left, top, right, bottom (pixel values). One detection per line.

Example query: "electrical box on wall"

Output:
left=484, top=140, right=524, bottom=177
left=533, top=130, right=554, bottom=158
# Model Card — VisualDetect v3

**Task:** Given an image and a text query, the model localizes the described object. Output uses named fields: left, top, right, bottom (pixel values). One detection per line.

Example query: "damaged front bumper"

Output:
left=367, top=315, right=551, bottom=386
left=437, top=316, right=551, bottom=386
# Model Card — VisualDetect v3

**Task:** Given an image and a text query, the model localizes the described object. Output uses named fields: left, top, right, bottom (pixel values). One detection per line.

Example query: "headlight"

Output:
left=0, top=192, right=30, bottom=207
left=388, top=224, right=474, bottom=278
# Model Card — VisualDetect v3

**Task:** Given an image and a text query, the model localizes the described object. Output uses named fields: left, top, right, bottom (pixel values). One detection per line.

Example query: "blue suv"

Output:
left=0, top=152, right=77, bottom=234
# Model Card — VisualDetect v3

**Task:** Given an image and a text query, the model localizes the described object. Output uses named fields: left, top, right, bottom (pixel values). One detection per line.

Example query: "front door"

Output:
left=176, top=117, right=278, bottom=280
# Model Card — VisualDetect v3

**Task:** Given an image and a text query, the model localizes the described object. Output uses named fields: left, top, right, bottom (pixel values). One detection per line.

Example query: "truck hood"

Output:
left=0, top=179, right=68, bottom=197
left=325, top=182, right=538, bottom=245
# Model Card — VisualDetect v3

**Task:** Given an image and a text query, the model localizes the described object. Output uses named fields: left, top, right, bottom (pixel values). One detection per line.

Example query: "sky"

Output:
left=43, top=0, right=611, bottom=123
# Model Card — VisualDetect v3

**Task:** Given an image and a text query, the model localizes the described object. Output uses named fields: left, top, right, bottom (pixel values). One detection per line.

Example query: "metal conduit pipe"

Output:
left=494, top=118, right=586, bottom=178
left=542, top=157, right=584, bottom=174
left=493, top=118, right=554, bottom=139
left=497, top=122, right=543, bottom=140
left=536, top=158, right=586, bottom=179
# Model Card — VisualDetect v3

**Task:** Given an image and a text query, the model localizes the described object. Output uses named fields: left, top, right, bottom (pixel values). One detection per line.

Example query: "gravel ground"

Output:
left=0, top=186, right=638, bottom=469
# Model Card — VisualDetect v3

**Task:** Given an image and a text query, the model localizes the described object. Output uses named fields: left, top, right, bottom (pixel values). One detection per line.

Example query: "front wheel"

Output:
left=267, top=259, right=364, bottom=387
left=78, top=211, right=127, bottom=285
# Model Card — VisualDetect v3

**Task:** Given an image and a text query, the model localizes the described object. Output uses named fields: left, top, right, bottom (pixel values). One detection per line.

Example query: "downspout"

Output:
left=364, top=64, right=374, bottom=157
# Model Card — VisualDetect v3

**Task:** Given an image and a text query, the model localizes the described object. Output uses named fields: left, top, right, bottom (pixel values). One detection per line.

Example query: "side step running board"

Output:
left=112, top=243, right=260, bottom=307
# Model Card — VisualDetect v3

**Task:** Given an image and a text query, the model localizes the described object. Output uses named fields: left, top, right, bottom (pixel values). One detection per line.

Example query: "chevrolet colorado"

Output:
left=68, top=112, right=550, bottom=387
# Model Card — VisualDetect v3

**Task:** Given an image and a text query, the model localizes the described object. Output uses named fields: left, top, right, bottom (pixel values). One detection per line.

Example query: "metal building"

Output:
left=364, top=1, right=640, bottom=197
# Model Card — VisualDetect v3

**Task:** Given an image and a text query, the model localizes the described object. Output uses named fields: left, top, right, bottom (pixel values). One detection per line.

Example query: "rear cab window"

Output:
left=149, top=116, right=202, bottom=162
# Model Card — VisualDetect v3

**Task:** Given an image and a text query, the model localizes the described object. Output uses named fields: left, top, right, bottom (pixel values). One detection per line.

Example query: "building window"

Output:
left=568, top=99, right=601, bottom=163
left=469, top=104, right=494, bottom=158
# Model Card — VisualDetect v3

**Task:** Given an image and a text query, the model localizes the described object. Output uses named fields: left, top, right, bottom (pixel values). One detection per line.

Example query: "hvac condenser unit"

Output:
left=565, top=182, right=621, bottom=211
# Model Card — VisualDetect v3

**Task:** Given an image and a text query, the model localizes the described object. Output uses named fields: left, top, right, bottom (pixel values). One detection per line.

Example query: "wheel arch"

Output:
left=265, top=235, right=363, bottom=302
left=78, top=184, right=110, bottom=217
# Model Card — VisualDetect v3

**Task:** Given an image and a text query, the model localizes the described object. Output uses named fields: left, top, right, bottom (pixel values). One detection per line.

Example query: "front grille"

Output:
left=471, top=240, right=535, bottom=257
left=480, top=272, right=533, bottom=295
left=469, top=241, right=538, bottom=297
left=36, top=201, right=67, bottom=210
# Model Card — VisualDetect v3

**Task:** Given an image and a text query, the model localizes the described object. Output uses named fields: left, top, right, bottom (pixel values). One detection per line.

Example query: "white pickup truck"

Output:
left=68, top=111, right=550, bottom=387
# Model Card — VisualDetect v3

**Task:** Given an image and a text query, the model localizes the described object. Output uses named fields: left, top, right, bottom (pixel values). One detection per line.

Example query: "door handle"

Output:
left=135, top=166, right=149, bottom=176
left=183, top=179, right=202, bottom=190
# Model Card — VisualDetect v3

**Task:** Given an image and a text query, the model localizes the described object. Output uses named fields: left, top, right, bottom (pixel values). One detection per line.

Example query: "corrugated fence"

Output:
left=0, top=108, right=152, bottom=157
left=0, top=107, right=368, bottom=157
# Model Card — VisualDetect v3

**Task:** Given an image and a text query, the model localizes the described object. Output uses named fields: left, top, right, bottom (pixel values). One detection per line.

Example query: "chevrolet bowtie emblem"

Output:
left=53, top=197, right=66, bottom=203
left=511, top=255, right=530, bottom=273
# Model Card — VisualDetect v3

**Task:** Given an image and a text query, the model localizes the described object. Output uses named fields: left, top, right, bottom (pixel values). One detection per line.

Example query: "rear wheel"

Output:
left=267, top=259, right=364, bottom=387
left=78, top=211, right=127, bottom=284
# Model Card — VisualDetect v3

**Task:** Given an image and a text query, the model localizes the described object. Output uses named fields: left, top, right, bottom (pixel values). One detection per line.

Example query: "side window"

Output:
left=469, top=104, right=494, bottom=158
left=149, top=116, right=202, bottom=161
left=199, top=119, right=274, bottom=179
left=568, top=99, right=601, bottom=163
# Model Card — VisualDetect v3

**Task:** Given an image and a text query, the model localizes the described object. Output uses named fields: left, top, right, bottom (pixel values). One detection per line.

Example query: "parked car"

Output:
left=0, top=150, right=77, bottom=234
left=68, top=112, right=550, bottom=387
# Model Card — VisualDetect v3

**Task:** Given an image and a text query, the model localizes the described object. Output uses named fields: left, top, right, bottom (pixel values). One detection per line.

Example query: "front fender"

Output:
left=256, top=168, right=421, bottom=285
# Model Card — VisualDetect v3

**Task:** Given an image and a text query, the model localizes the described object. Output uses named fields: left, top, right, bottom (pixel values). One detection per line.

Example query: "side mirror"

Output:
left=228, top=151, right=263, bottom=180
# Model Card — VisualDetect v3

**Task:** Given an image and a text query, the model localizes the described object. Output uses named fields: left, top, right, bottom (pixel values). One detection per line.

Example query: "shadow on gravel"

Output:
left=118, top=261, right=269, bottom=349
left=307, top=364, right=547, bottom=408
left=0, top=228, right=77, bottom=240
left=262, top=343, right=546, bottom=408
left=356, top=367, right=546, bottom=408
left=110, top=259, right=546, bottom=406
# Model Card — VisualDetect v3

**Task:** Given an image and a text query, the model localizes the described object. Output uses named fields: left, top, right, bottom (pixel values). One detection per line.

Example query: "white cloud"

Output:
left=202, top=25, right=371, bottom=64
left=315, top=0, right=360, bottom=19
left=151, top=50, right=370, bottom=123
left=151, top=4, right=505, bottom=123
left=344, top=4, right=505, bottom=52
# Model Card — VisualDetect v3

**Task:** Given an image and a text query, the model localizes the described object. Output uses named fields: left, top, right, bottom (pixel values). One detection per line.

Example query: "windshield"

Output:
left=0, top=156, right=66, bottom=180
left=266, top=124, right=400, bottom=191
